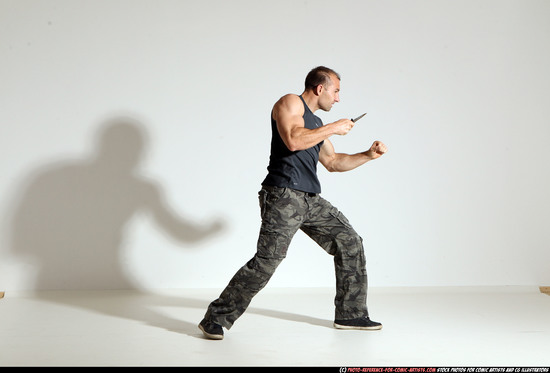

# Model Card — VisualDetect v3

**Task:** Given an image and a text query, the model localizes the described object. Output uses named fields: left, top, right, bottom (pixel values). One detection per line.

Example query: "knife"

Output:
left=351, top=113, right=366, bottom=123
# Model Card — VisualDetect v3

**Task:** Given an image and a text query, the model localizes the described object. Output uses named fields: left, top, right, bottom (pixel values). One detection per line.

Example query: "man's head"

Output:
left=304, top=66, right=341, bottom=111
left=94, top=117, right=146, bottom=172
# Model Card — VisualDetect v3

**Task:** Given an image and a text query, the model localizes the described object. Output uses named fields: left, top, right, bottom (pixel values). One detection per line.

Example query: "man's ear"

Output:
left=314, top=84, right=323, bottom=96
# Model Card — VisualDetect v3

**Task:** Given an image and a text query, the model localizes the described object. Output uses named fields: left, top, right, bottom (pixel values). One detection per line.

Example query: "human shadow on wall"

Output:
left=8, top=117, right=227, bottom=335
left=9, top=117, right=331, bottom=337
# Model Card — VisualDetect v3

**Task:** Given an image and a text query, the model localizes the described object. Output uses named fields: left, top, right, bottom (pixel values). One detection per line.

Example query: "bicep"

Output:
left=319, top=140, right=337, bottom=171
left=273, top=95, right=305, bottom=149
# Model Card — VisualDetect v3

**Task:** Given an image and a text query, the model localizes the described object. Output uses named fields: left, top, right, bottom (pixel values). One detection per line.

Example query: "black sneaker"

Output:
left=199, top=319, right=224, bottom=340
left=334, top=317, right=383, bottom=330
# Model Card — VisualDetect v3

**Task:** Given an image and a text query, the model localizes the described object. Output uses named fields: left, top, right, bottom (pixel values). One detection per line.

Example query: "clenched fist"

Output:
left=366, top=141, right=387, bottom=160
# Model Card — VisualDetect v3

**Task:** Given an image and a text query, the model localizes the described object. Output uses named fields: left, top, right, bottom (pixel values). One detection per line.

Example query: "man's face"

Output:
left=318, top=74, right=340, bottom=111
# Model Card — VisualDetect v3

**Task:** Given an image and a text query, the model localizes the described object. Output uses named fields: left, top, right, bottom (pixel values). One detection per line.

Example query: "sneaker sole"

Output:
left=198, top=324, right=224, bottom=340
left=333, top=322, right=383, bottom=331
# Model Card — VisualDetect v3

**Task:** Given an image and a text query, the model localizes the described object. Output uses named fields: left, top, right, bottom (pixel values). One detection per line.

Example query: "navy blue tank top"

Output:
left=262, top=95, right=324, bottom=194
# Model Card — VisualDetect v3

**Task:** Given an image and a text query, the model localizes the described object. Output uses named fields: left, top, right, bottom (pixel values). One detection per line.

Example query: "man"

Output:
left=199, top=66, right=387, bottom=340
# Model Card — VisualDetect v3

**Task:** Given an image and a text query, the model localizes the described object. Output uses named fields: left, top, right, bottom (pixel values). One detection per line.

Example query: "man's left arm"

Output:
left=319, top=139, right=387, bottom=172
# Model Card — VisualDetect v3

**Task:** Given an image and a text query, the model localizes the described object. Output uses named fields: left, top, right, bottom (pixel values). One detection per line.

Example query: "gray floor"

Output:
left=1, top=287, right=549, bottom=366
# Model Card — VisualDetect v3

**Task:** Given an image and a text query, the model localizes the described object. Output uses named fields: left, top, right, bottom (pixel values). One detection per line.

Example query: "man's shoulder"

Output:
left=279, top=93, right=301, bottom=101
left=273, top=94, right=304, bottom=115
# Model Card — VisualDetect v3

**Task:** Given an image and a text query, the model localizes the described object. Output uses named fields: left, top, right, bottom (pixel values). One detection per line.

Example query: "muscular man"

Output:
left=199, top=66, right=387, bottom=340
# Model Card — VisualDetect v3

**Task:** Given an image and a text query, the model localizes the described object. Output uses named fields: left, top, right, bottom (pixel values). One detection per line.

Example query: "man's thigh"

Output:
left=257, top=186, right=307, bottom=258
left=301, top=196, right=362, bottom=256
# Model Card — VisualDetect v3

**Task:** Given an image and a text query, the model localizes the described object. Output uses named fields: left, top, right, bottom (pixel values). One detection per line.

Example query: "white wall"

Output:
left=1, top=0, right=549, bottom=291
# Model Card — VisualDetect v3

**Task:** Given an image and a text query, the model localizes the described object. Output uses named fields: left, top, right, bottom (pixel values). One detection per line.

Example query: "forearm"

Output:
left=324, top=141, right=387, bottom=172
left=326, top=151, right=373, bottom=172
left=285, top=125, right=338, bottom=151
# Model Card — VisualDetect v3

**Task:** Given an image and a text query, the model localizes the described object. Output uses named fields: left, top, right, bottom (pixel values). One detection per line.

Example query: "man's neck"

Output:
left=300, top=90, right=319, bottom=113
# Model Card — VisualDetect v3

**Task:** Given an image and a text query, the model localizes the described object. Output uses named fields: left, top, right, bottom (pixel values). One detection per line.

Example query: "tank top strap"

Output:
left=299, top=95, right=312, bottom=115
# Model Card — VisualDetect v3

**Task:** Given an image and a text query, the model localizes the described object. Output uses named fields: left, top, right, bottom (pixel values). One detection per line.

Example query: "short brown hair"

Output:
left=304, top=66, right=340, bottom=91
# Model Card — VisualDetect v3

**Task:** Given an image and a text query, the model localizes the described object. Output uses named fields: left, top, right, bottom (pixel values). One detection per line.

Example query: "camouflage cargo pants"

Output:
left=204, top=185, right=369, bottom=329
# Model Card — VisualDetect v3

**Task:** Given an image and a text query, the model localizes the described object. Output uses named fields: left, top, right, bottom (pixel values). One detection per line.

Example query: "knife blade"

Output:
left=351, top=113, right=367, bottom=123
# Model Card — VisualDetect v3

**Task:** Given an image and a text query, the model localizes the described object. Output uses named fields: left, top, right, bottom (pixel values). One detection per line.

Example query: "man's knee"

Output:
left=334, top=231, right=364, bottom=258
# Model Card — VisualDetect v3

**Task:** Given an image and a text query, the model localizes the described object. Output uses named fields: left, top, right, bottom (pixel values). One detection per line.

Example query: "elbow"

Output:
left=325, top=164, right=335, bottom=172
left=285, top=139, right=301, bottom=152
left=323, top=162, right=339, bottom=173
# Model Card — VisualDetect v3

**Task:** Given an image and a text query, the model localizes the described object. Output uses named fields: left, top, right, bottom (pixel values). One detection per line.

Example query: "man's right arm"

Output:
left=272, top=94, right=353, bottom=152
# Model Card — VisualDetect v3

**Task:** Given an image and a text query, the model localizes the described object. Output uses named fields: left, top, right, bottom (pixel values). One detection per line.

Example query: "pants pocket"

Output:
left=258, top=186, right=288, bottom=219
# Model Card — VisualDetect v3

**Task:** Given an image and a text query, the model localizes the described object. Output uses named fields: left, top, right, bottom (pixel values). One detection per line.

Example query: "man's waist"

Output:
left=261, top=184, right=318, bottom=197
